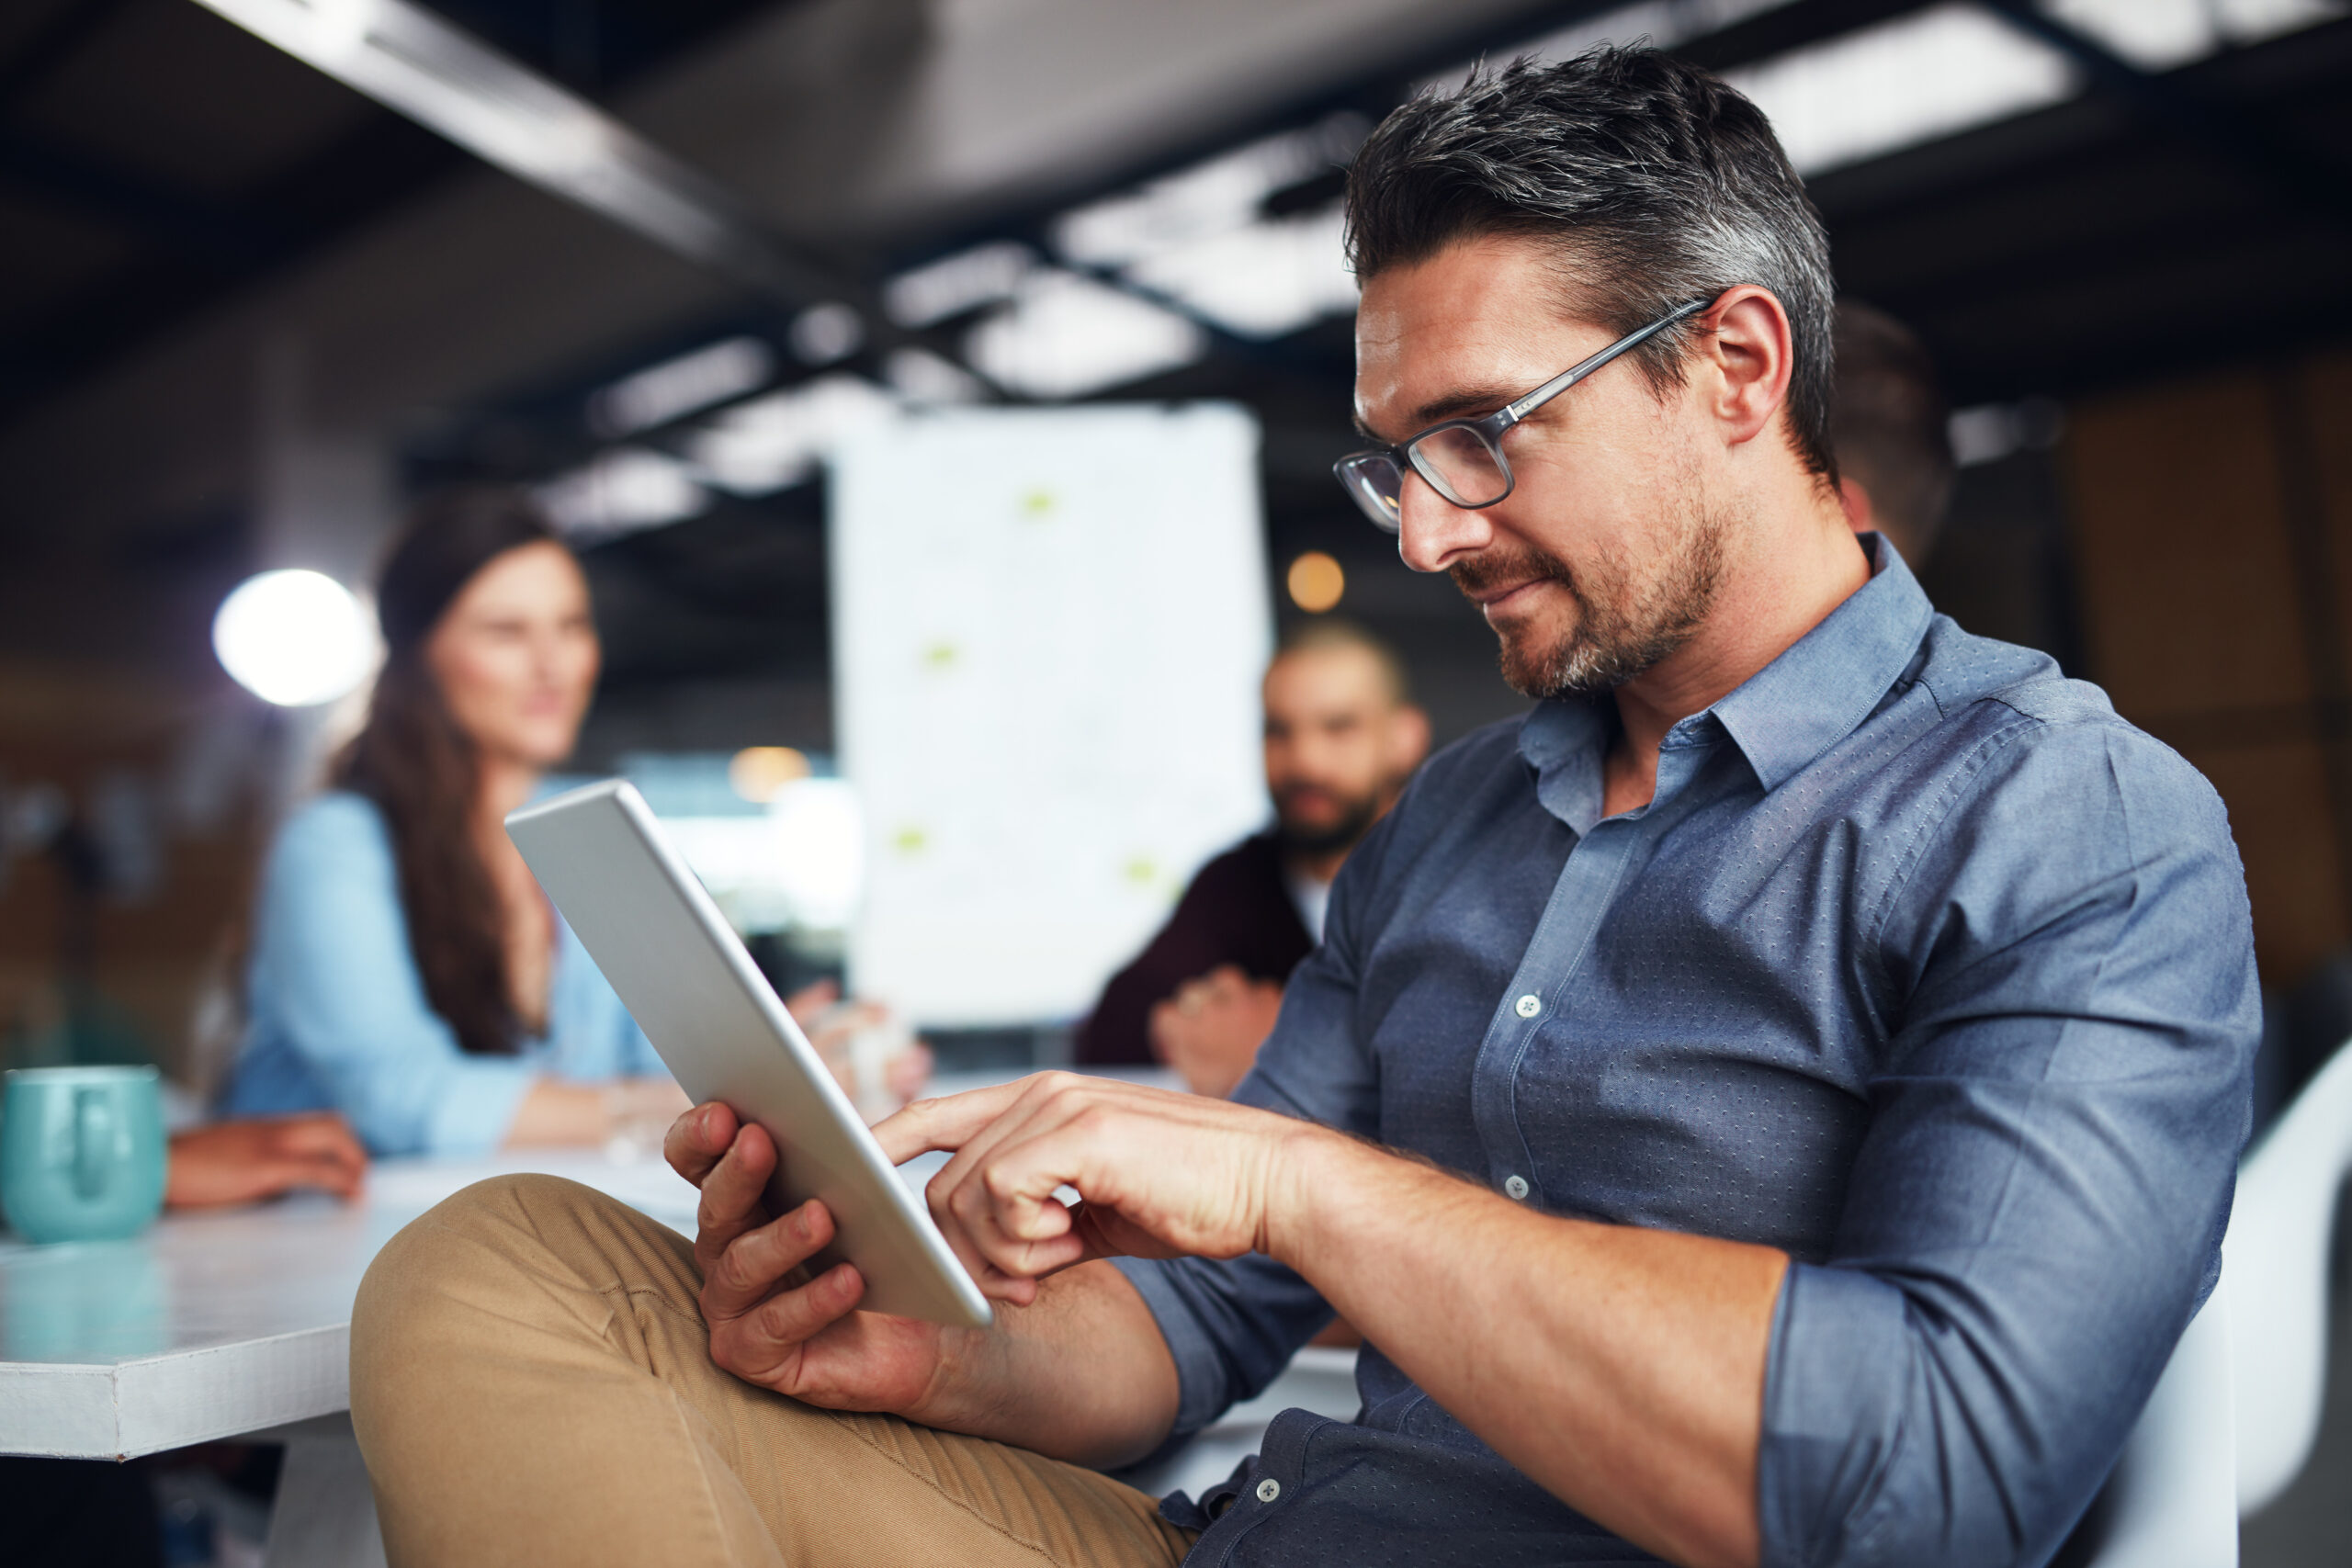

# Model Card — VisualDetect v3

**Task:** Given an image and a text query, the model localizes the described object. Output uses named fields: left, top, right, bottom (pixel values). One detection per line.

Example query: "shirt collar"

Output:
left=1712, top=534, right=1932, bottom=791
left=1518, top=534, right=1933, bottom=818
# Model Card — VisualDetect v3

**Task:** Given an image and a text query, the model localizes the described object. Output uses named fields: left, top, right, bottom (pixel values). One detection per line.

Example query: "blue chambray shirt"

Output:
left=1114, top=538, right=2258, bottom=1567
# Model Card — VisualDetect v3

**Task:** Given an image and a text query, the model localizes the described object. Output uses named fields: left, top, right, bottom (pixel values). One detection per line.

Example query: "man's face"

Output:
left=1353, top=236, right=1730, bottom=697
left=1262, top=646, right=1421, bottom=855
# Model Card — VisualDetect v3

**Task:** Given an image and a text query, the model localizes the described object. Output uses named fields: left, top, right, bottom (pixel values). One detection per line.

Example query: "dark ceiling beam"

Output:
left=1980, top=0, right=2352, bottom=228
left=187, top=0, right=995, bottom=388
left=1672, top=0, right=1938, bottom=72
left=0, top=0, right=140, bottom=112
left=0, top=128, right=290, bottom=265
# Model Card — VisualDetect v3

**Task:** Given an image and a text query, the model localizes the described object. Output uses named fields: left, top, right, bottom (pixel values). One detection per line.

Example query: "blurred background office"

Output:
left=0, top=0, right=2348, bottom=1562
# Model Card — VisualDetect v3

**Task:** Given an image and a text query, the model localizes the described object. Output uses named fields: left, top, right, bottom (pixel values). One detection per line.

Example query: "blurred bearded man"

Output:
left=1076, top=621, right=1429, bottom=1094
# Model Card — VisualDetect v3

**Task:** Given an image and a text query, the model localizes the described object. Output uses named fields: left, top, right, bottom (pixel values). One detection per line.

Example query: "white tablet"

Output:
left=506, top=780, right=992, bottom=1328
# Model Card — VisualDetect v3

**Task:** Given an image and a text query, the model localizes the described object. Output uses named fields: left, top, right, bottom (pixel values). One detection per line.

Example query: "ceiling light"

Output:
left=687, top=374, right=901, bottom=495
left=964, top=271, right=1205, bottom=400
left=1724, top=4, right=2078, bottom=175
left=885, top=348, right=988, bottom=407
left=2211, top=0, right=2350, bottom=43
left=788, top=302, right=865, bottom=366
left=1052, top=114, right=1367, bottom=272
left=1125, top=204, right=1357, bottom=339
left=588, top=336, right=773, bottom=437
left=538, top=447, right=709, bottom=540
left=212, top=570, right=377, bottom=707
left=2041, top=0, right=2344, bottom=68
left=885, top=242, right=1038, bottom=328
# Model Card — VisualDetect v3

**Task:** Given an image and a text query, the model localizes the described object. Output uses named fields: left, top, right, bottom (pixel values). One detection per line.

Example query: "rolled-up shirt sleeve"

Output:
left=1113, top=812, right=1394, bottom=1440
left=1760, top=716, right=2259, bottom=1566
left=247, top=796, right=537, bottom=1157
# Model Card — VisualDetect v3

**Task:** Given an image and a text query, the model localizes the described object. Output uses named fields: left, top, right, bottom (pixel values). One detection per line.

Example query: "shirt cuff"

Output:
left=419, top=1058, right=539, bottom=1157
left=1758, top=1260, right=1913, bottom=1568
left=1112, top=1256, right=1235, bottom=1441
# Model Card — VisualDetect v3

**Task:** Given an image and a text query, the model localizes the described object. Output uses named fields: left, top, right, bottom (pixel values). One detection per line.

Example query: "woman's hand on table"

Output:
left=165, top=1113, right=368, bottom=1209
left=602, top=1077, right=695, bottom=1155
left=785, top=980, right=934, bottom=1114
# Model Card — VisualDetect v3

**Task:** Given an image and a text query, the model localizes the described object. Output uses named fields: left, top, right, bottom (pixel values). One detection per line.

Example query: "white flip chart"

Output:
left=831, top=403, right=1272, bottom=1026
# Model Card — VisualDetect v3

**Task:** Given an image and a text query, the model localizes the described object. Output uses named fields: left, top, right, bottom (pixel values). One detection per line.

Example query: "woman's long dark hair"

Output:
left=338, top=489, right=571, bottom=1055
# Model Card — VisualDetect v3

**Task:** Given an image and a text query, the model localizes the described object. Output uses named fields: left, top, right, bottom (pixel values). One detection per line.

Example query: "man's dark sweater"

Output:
left=1075, top=832, right=1313, bottom=1066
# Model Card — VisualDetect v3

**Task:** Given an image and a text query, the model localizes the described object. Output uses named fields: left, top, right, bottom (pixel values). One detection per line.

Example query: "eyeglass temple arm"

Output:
left=1500, top=298, right=1713, bottom=425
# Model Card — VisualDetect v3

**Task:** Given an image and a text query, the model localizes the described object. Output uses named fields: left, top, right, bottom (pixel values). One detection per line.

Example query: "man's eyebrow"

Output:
left=1355, top=382, right=1528, bottom=446
left=1412, top=383, right=1522, bottom=427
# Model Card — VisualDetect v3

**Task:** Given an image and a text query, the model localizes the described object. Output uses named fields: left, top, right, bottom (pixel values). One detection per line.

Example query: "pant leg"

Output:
left=349, top=1174, right=1196, bottom=1568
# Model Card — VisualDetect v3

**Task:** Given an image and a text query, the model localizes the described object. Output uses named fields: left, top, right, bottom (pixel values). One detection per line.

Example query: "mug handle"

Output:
left=74, top=1088, right=115, bottom=1201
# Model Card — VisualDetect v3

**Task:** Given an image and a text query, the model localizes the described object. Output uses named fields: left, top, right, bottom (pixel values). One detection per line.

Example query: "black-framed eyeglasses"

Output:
left=1331, top=297, right=1713, bottom=533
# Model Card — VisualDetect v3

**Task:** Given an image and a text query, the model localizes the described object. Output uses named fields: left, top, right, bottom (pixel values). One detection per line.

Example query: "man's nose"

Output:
left=1396, top=477, right=1489, bottom=573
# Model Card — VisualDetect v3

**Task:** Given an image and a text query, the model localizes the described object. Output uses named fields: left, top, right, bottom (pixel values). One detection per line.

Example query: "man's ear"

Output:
left=1388, top=705, right=1432, bottom=775
left=1694, top=286, right=1794, bottom=452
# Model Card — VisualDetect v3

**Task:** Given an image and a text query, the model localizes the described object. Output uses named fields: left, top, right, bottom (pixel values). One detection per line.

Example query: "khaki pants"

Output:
left=350, top=1175, right=1198, bottom=1568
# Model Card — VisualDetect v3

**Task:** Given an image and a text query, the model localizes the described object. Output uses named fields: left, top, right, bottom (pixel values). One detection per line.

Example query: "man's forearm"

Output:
left=915, top=1258, right=1181, bottom=1469
left=1269, top=1132, right=1785, bottom=1568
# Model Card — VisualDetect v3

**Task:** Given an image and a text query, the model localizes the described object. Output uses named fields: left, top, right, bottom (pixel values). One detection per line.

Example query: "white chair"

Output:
left=2225, top=1036, right=2352, bottom=1512
left=2083, top=1035, right=2352, bottom=1564
left=2082, top=1280, right=2237, bottom=1568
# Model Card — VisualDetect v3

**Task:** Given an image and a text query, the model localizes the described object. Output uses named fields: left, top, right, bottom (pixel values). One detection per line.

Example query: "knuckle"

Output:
left=713, top=1237, right=764, bottom=1292
left=755, top=1292, right=811, bottom=1344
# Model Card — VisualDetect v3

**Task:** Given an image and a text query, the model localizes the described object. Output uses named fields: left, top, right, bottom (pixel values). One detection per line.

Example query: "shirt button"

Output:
left=1514, top=994, right=1542, bottom=1019
left=1503, top=1175, right=1530, bottom=1201
left=1256, top=1478, right=1282, bottom=1504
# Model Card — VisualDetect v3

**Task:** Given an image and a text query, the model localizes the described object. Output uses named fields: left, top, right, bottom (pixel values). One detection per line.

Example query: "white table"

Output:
left=0, top=1148, right=707, bottom=1566
left=0, top=1069, right=1355, bottom=1564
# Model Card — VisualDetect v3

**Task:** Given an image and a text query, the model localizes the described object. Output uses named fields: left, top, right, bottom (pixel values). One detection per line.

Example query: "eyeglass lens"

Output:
left=1339, top=453, right=1405, bottom=530
left=1408, top=425, right=1510, bottom=509
left=1337, top=425, right=1513, bottom=531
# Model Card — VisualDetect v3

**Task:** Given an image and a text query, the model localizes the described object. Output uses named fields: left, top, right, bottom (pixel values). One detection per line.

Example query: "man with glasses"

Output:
left=354, top=48, right=2256, bottom=1568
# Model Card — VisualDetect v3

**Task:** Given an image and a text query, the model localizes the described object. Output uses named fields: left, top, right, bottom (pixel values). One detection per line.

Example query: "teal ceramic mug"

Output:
left=1, top=1066, right=167, bottom=1244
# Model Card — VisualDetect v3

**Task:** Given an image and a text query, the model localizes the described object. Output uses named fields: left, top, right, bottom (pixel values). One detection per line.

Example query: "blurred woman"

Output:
left=220, top=490, right=684, bottom=1155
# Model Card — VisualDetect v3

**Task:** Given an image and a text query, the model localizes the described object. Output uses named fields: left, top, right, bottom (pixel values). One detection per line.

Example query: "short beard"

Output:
left=1273, top=788, right=1384, bottom=859
left=1452, top=501, right=1730, bottom=699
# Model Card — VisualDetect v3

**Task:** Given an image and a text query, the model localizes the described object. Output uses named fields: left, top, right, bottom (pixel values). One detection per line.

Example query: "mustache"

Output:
left=1273, top=782, right=1346, bottom=808
left=1449, top=545, right=1578, bottom=602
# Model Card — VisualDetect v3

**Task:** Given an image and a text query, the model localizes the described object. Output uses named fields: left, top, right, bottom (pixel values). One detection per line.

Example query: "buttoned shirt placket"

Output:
left=1471, top=716, right=1732, bottom=1207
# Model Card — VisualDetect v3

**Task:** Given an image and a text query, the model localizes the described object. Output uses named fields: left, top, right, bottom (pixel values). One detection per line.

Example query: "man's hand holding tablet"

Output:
left=663, top=1102, right=954, bottom=1415
left=660, top=1074, right=1332, bottom=1452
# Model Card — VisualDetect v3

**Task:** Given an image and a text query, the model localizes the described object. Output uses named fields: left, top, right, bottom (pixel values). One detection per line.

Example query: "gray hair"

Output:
left=1344, top=47, right=1838, bottom=480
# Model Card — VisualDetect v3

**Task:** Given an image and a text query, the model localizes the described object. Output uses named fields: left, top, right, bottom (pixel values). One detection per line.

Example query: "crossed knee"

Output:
left=354, top=1176, right=700, bottom=1385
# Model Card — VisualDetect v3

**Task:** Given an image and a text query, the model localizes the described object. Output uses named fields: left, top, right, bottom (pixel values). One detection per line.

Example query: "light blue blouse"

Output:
left=219, top=790, right=662, bottom=1156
